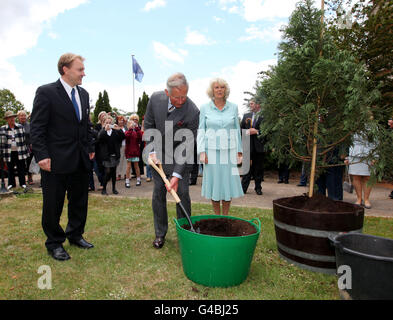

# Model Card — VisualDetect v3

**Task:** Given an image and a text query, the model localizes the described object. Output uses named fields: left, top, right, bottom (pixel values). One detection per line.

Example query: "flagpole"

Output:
left=132, top=54, right=135, bottom=113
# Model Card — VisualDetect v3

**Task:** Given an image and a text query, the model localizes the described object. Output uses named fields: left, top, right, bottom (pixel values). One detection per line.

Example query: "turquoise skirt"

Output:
left=201, top=148, right=244, bottom=201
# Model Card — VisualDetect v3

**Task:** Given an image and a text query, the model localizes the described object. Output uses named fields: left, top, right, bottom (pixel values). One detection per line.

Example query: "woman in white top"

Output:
left=344, top=131, right=376, bottom=209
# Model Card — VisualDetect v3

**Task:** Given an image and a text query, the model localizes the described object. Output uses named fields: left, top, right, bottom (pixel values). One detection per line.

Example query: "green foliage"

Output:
left=255, top=0, right=378, bottom=182
left=137, top=91, right=149, bottom=123
left=327, top=0, right=393, bottom=182
left=0, top=89, right=25, bottom=126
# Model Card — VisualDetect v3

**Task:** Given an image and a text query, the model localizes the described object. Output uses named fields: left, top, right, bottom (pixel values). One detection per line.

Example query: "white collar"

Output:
left=60, top=77, right=77, bottom=96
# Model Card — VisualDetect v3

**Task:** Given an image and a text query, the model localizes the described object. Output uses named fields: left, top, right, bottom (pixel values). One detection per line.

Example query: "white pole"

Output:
left=132, top=54, right=135, bottom=113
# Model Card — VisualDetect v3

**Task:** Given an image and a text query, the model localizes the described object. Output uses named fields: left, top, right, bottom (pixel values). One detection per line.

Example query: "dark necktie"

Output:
left=71, top=88, right=81, bottom=121
left=167, top=105, right=175, bottom=116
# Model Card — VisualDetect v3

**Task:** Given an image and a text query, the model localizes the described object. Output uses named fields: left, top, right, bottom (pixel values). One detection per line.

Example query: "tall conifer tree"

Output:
left=256, top=0, right=379, bottom=196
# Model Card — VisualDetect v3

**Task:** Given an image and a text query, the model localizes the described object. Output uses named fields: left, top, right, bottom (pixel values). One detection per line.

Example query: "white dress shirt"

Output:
left=60, top=77, right=82, bottom=120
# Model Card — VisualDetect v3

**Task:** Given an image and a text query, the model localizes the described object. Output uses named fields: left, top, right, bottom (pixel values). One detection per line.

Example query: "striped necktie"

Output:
left=168, top=104, right=175, bottom=116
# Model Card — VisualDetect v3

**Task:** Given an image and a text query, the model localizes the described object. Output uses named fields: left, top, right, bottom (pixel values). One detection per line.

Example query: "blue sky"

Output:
left=0, top=0, right=323, bottom=115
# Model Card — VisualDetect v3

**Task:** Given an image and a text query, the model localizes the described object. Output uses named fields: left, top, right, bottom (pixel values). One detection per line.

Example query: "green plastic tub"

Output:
left=174, top=215, right=261, bottom=287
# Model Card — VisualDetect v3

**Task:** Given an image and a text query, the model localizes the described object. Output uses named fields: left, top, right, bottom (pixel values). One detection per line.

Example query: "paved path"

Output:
left=83, top=171, right=393, bottom=218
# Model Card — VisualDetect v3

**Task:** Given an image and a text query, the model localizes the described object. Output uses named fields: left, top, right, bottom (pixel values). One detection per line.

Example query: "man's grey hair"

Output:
left=166, top=72, right=189, bottom=94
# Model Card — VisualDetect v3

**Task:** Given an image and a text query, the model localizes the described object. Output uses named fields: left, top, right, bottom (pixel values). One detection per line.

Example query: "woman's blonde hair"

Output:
left=98, top=111, right=107, bottom=123
left=206, top=78, right=230, bottom=101
left=103, top=115, right=114, bottom=124
left=130, top=113, right=139, bottom=122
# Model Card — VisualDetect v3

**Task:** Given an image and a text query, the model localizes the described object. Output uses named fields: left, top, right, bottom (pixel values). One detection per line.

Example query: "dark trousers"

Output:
left=242, top=152, right=264, bottom=192
left=316, top=166, right=344, bottom=201
left=189, top=163, right=199, bottom=184
left=41, top=162, right=89, bottom=250
left=278, top=164, right=290, bottom=182
left=96, top=159, right=105, bottom=186
left=88, top=158, right=103, bottom=190
left=151, top=167, right=191, bottom=238
left=299, top=163, right=308, bottom=185
left=103, top=166, right=117, bottom=191
left=7, top=151, right=26, bottom=187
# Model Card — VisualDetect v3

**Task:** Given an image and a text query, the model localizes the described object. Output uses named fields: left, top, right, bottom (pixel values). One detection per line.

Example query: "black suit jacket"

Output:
left=241, top=112, right=265, bottom=154
left=31, top=79, right=94, bottom=174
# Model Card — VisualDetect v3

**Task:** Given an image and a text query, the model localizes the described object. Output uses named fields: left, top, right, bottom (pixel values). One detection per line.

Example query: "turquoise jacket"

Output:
left=197, top=100, right=242, bottom=154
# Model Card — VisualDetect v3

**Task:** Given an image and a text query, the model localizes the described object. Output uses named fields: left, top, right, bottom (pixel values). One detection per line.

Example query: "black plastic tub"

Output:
left=330, top=233, right=393, bottom=300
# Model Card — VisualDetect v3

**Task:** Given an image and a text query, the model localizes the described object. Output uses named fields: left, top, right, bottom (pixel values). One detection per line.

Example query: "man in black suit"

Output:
left=31, top=53, right=95, bottom=261
left=241, top=99, right=265, bottom=195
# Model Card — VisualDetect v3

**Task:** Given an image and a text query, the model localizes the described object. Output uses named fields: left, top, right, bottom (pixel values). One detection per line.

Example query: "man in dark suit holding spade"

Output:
left=31, top=53, right=95, bottom=261
left=143, top=73, right=199, bottom=249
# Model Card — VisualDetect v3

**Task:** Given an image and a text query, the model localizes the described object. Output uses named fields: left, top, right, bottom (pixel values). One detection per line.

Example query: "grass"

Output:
left=1, top=192, right=392, bottom=300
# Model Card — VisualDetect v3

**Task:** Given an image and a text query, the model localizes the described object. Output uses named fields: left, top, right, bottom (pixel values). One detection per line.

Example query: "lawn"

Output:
left=1, top=192, right=392, bottom=300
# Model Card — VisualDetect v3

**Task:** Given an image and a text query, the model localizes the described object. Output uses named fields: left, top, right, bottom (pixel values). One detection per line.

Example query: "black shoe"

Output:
left=389, top=191, right=393, bottom=199
left=113, top=189, right=119, bottom=194
left=101, top=189, right=108, bottom=195
left=284, top=180, right=289, bottom=184
left=256, top=189, right=263, bottom=195
left=189, top=180, right=197, bottom=185
left=297, top=183, right=307, bottom=187
left=47, top=246, right=71, bottom=261
left=69, top=238, right=94, bottom=249
left=125, top=182, right=130, bottom=188
left=277, top=180, right=284, bottom=184
left=136, top=181, right=141, bottom=186
left=153, top=237, right=165, bottom=249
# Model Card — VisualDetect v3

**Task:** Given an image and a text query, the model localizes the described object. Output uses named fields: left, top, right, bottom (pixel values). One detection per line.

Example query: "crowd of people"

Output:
left=1, top=52, right=392, bottom=260
left=1, top=82, right=392, bottom=211
left=91, top=111, right=146, bottom=195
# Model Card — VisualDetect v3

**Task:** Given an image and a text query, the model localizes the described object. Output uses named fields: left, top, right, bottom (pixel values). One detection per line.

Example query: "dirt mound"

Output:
left=278, top=193, right=360, bottom=213
left=182, top=218, right=257, bottom=237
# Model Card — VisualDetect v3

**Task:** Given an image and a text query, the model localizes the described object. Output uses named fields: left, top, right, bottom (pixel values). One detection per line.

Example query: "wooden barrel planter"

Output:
left=273, top=195, right=364, bottom=274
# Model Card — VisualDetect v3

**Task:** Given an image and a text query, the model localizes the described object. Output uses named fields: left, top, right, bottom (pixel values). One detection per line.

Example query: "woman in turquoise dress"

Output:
left=197, top=78, right=244, bottom=215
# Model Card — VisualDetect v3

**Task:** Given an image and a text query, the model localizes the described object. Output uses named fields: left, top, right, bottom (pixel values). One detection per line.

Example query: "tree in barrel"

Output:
left=255, top=0, right=383, bottom=197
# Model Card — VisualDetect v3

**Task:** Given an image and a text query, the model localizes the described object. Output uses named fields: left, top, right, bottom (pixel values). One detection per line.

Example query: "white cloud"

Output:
left=0, top=59, right=36, bottom=110
left=152, top=41, right=188, bottom=65
left=48, top=31, right=58, bottom=39
left=210, top=59, right=276, bottom=115
left=217, top=0, right=322, bottom=21
left=0, top=0, right=88, bottom=110
left=213, top=16, right=224, bottom=23
left=142, top=0, right=166, bottom=12
left=84, top=81, right=163, bottom=113
left=0, top=0, right=88, bottom=60
left=241, top=0, right=298, bottom=21
left=239, top=22, right=284, bottom=42
left=171, top=59, right=277, bottom=115
left=86, top=59, right=277, bottom=116
left=185, top=28, right=216, bottom=46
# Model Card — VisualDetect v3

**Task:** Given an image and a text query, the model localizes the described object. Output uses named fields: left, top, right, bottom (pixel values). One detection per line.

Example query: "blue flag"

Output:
left=132, top=56, right=144, bottom=82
